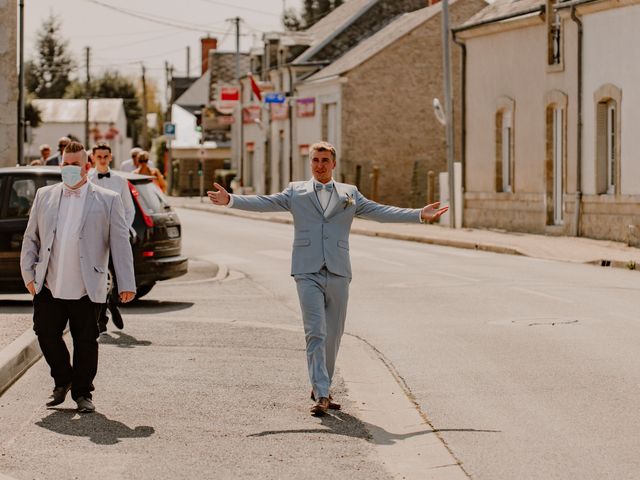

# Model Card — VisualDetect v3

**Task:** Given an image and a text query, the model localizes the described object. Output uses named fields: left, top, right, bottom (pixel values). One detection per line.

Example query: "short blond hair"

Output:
left=62, top=141, right=88, bottom=164
left=309, top=141, right=336, bottom=161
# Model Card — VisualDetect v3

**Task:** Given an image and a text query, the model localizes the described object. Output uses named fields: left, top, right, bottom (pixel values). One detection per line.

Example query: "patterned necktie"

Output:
left=63, top=188, right=81, bottom=198
left=315, top=182, right=333, bottom=192
left=98, top=172, right=111, bottom=179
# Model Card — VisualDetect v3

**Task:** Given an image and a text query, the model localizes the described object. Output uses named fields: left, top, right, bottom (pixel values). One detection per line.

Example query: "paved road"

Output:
left=178, top=208, right=640, bottom=479
left=1, top=207, right=639, bottom=479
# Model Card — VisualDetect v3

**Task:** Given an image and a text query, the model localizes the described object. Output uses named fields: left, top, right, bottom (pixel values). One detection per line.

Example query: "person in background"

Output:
left=119, top=147, right=141, bottom=173
left=89, top=142, right=137, bottom=333
left=45, top=137, right=71, bottom=166
left=38, top=144, right=51, bottom=164
left=134, top=151, right=166, bottom=192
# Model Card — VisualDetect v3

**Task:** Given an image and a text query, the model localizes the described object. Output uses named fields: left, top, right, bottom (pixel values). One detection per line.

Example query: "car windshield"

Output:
left=135, top=181, right=169, bottom=214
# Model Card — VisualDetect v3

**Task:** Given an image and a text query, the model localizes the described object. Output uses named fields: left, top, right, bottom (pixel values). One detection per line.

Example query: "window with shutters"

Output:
left=594, top=84, right=621, bottom=195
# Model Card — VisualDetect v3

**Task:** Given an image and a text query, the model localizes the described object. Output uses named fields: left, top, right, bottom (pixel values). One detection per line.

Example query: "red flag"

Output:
left=248, top=72, right=262, bottom=102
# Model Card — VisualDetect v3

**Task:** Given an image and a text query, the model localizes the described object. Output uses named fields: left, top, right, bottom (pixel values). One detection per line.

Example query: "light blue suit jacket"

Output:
left=231, top=180, right=422, bottom=278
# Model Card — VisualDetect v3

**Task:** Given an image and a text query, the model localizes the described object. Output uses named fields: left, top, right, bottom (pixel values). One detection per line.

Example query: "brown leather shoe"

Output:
left=310, top=390, right=341, bottom=410
left=310, top=397, right=330, bottom=416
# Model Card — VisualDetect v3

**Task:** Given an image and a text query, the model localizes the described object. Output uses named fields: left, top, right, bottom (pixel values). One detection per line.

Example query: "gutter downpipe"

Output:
left=288, top=65, right=294, bottom=182
left=570, top=5, right=583, bottom=237
left=452, top=32, right=466, bottom=191
left=239, top=78, right=245, bottom=189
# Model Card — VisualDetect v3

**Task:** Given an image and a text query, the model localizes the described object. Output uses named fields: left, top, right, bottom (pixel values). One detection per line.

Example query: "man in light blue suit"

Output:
left=208, top=142, right=447, bottom=416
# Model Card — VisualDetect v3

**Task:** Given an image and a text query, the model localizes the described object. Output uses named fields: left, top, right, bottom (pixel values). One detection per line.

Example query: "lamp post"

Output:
left=17, top=0, right=25, bottom=165
left=440, top=0, right=456, bottom=228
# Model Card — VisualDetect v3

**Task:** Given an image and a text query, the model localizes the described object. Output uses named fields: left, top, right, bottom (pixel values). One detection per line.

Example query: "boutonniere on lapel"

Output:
left=343, top=193, right=355, bottom=209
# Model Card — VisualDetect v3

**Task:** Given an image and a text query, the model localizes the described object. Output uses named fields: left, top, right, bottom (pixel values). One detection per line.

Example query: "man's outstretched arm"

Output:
left=355, top=190, right=448, bottom=224
left=207, top=182, right=291, bottom=212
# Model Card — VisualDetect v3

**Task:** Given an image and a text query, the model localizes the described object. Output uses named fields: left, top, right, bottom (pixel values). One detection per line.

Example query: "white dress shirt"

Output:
left=88, top=168, right=136, bottom=226
left=45, top=182, right=89, bottom=299
left=313, top=178, right=338, bottom=214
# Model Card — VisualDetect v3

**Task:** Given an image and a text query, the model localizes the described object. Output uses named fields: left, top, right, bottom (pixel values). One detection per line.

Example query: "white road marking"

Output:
left=430, top=270, right=479, bottom=282
left=510, top=286, right=575, bottom=304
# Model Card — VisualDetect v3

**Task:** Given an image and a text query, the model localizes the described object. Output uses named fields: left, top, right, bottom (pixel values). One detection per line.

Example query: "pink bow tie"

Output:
left=63, top=188, right=81, bottom=198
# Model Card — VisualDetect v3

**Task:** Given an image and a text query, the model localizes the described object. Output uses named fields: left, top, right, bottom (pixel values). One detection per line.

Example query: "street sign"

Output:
left=163, top=122, right=176, bottom=139
left=264, top=92, right=286, bottom=104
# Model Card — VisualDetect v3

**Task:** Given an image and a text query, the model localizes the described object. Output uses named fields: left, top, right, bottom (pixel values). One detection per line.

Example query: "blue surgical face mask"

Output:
left=61, top=165, right=83, bottom=187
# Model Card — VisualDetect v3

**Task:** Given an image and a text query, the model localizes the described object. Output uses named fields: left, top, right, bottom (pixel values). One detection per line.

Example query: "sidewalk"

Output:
left=171, top=196, right=640, bottom=270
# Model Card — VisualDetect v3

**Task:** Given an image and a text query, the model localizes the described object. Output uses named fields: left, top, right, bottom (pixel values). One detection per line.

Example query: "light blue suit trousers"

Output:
left=230, top=180, right=422, bottom=398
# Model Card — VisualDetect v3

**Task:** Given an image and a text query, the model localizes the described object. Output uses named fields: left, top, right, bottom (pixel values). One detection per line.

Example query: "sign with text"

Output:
left=163, top=122, right=176, bottom=139
left=242, top=105, right=262, bottom=125
left=296, top=97, right=315, bottom=117
left=264, top=92, right=286, bottom=104
left=270, top=103, right=289, bottom=121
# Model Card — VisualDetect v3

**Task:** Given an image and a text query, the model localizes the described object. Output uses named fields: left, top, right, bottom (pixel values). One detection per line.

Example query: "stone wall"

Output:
left=340, top=0, right=485, bottom=207
left=0, top=0, right=17, bottom=167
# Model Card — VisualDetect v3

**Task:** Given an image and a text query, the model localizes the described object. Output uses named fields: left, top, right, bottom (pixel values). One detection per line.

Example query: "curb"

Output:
left=0, top=328, right=41, bottom=396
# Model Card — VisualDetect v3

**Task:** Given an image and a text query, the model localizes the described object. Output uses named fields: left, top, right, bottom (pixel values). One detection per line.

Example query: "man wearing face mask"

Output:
left=20, top=141, right=136, bottom=414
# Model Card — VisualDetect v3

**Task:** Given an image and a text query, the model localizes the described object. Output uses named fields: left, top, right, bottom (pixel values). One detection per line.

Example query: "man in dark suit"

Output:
left=45, top=137, right=71, bottom=166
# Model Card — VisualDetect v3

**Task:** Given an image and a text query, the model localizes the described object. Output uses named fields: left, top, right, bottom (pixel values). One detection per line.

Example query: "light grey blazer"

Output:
left=231, top=180, right=422, bottom=278
left=20, top=182, right=136, bottom=303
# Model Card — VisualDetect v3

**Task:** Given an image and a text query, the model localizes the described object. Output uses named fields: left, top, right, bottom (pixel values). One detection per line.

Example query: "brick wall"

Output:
left=340, top=0, right=485, bottom=207
left=0, top=0, right=17, bottom=167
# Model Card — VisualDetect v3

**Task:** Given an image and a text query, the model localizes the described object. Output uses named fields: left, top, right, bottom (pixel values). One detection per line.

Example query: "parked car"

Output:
left=0, top=166, right=188, bottom=298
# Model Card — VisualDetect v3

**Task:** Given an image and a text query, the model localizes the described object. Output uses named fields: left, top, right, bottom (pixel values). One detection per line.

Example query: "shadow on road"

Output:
left=0, top=299, right=33, bottom=314
left=99, top=331, right=152, bottom=348
left=121, top=300, right=194, bottom=315
left=248, top=410, right=500, bottom=445
left=36, top=409, right=155, bottom=445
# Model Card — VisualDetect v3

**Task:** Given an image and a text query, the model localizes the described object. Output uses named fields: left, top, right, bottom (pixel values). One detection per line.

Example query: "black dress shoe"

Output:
left=46, top=384, right=71, bottom=407
left=110, top=306, right=124, bottom=330
left=98, top=321, right=107, bottom=334
left=76, top=396, right=95, bottom=413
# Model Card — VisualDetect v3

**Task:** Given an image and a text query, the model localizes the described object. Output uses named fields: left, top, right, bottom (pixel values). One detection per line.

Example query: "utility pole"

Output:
left=233, top=17, right=241, bottom=82
left=441, top=0, right=456, bottom=228
left=84, top=46, right=91, bottom=148
left=17, top=0, right=25, bottom=165
left=141, top=63, right=149, bottom=150
left=186, top=46, right=191, bottom=78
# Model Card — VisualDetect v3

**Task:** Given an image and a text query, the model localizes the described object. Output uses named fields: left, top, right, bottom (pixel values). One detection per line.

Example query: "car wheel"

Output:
left=135, top=284, right=154, bottom=299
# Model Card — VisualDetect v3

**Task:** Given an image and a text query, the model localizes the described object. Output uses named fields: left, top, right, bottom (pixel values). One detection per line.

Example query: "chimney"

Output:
left=201, top=37, right=218, bottom=74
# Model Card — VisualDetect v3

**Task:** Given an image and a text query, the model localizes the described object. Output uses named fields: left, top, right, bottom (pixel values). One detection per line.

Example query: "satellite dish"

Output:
left=433, top=98, right=447, bottom=126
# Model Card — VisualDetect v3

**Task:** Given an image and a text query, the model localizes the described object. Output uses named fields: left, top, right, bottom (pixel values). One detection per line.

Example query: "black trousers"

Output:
left=33, top=287, right=102, bottom=400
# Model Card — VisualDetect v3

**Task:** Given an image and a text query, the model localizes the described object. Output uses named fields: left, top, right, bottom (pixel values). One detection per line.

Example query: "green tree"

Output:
left=25, top=14, right=75, bottom=98
left=283, top=0, right=344, bottom=31
left=65, top=71, right=143, bottom=141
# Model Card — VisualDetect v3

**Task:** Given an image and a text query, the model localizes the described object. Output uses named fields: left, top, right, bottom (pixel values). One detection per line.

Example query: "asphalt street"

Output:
left=1, top=207, right=639, bottom=479
left=176, top=207, right=640, bottom=479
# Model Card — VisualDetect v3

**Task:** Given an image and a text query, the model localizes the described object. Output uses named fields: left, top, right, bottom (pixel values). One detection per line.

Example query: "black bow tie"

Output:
left=97, top=172, right=111, bottom=179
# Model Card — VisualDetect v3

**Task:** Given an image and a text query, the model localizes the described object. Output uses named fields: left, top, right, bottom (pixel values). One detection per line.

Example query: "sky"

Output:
left=24, top=0, right=304, bottom=101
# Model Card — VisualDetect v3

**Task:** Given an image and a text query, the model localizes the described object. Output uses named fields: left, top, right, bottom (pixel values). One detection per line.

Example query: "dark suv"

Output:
left=0, top=166, right=188, bottom=298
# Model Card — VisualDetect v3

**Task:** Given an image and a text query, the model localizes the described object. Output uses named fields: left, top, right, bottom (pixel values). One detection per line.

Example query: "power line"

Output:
left=197, top=0, right=281, bottom=18
left=82, top=0, right=250, bottom=34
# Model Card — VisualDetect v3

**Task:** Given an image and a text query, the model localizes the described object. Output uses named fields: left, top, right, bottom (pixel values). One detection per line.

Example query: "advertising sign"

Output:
left=296, top=97, right=315, bottom=117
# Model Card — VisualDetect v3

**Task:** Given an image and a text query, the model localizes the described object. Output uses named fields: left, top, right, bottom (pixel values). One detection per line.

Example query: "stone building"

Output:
left=457, top=0, right=640, bottom=244
left=0, top=0, right=17, bottom=167
left=295, top=0, right=486, bottom=207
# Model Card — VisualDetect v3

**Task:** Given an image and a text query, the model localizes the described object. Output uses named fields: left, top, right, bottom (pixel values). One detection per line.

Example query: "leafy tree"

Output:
left=25, top=14, right=75, bottom=98
left=65, top=71, right=143, bottom=141
left=25, top=98, right=42, bottom=129
left=283, top=0, right=344, bottom=31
